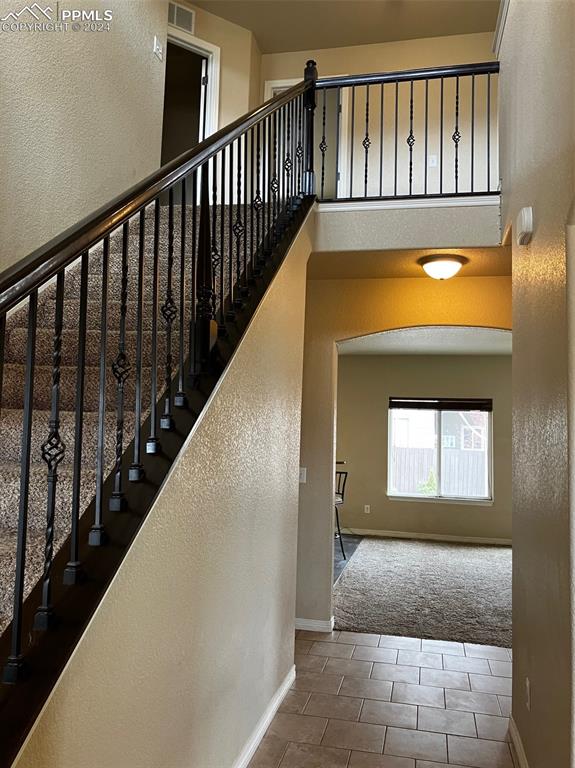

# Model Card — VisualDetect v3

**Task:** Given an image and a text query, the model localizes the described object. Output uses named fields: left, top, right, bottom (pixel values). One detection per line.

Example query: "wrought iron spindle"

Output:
left=34, top=269, right=66, bottom=630
left=228, top=141, right=235, bottom=317
left=271, top=112, right=279, bottom=242
left=188, top=171, right=198, bottom=381
left=109, top=223, right=131, bottom=511
left=363, top=84, right=371, bottom=198
left=3, top=290, right=38, bottom=683
left=250, top=128, right=256, bottom=276
left=210, top=154, right=220, bottom=324
left=334, top=88, right=341, bottom=199
left=452, top=76, right=461, bottom=193
left=487, top=72, right=491, bottom=192
left=254, top=122, right=263, bottom=272
left=219, top=148, right=226, bottom=331
left=90, top=236, right=110, bottom=544
left=296, top=94, right=303, bottom=196
left=265, top=116, right=271, bottom=252
left=128, top=210, right=146, bottom=481
left=175, top=179, right=188, bottom=406
left=394, top=81, right=398, bottom=196
left=319, top=88, right=327, bottom=199
left=284, top=102, right=293, bottom=210
left=379, top=83, right=384, bottom=197
left=424, top=80, right=429, bottom=195
left=147, top=200, right=161, bottom=453
left=349, top=85, right=355, bottom=197
left=234, top=136, right=246, bottom=306
left=194, top=164, right=214, bottom=379
left=160, top=188, right=177, bottom=431
left=243, top=129, right=249, bottom=292
left=471, top=74, right=475, bottom=193
left=64, top=252, right=88, bottom=583
left=303, top=59, right=317, bottom=194
left=407, top=80, right=415, bottom=196
left=440, top=77, right=444, bottom=194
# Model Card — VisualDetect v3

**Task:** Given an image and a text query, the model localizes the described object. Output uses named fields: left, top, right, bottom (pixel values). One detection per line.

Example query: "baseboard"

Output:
left=232, top=664, right=296, bottom=768
left=341, top=527, right=512, bottom=546
left=295, top=616, right=335, bottom=632
left=509, top=717, right=530, bottom=768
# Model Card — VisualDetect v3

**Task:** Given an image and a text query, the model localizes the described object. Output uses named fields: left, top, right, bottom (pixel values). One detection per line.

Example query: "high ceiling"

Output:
left=338, top=326, right=512, bottom=355
left=193, top=0, right=501, bottom=54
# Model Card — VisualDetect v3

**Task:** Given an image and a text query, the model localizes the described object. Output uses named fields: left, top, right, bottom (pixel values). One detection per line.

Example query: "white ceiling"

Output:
left=192, top=0, right=501, bottom=54
left=338, top=326, right=512, bottom=356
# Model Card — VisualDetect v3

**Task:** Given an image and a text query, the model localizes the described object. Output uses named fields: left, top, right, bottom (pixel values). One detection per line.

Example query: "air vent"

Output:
left=168, top=2, right=195, bottom=34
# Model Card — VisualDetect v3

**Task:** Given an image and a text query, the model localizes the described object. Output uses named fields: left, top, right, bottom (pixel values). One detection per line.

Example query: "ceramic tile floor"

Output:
left=249, top=630, right=515, bottom=768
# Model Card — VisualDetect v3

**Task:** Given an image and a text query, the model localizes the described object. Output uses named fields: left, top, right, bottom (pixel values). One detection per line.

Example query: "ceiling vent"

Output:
left=168, top=2, right=195, bottom=34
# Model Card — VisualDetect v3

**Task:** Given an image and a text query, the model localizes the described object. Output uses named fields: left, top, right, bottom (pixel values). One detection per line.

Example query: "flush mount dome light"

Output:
left=418, top=254, right=469, bottom=280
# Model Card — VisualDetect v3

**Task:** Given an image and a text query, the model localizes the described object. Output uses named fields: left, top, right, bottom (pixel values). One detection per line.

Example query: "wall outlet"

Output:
left=299, top=467, right=307, bottom=484
left=364, top=504, right=371, bottom=514
left=525, top=676, right=531, bottom=711
left=428, top=154, right=438, bottom=167
left=153, top=35, right=164, bottom=61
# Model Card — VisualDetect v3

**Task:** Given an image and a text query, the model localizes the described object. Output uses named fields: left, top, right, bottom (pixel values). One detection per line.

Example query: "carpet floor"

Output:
left=333, top=537, right=512, bottom=647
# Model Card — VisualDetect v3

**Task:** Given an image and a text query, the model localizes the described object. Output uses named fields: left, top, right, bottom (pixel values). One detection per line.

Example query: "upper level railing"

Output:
left=312, top=60, right=500, bottom=201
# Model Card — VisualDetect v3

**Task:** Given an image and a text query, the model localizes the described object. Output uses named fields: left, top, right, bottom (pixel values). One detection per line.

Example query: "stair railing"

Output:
left=0, top=64, right=317, bottom=692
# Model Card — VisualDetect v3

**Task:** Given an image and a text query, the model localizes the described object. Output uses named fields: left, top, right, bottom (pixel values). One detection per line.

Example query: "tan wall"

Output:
left=11, top=218, right=314, bottom=768
left=0, top=0, right=169, bottom=271
left=262, top=32, right=497, bottom=199
left=498, top=1, right=575, bottom=766
left=298, top=276, right=512, bottom=623
left=336, top=354, right=512, bottom=540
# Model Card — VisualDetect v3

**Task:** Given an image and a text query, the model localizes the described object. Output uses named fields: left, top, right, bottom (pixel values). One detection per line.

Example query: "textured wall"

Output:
left=337, top=354, right=512, bottom=539
left=498, top=2, right=575, bottom=766
left=11, top=218, right=313, bottom=768
left=298, top=276, right=512, bottom=622
left=0, top=0, right=169, bottom=270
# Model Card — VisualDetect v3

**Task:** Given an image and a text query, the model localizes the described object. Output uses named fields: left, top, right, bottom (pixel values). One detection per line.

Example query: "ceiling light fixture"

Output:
left=418, top=254, right=469, bottom=280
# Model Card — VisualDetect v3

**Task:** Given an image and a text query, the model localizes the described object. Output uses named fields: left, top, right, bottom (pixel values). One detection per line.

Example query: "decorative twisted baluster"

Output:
left=363, top=84, right=371, bottom=197
left=296, top=95, right=303, bottom=196
left=210, top=155, right=220, bottom=322
left=319, top=88, right=327, bottom=199
left=176, top=178, right=189, bottom=405
left=110, top=223, right=131, bottom=509
left=233, top=136, right=245, bottom=306
left=160, top=188, right=177, bottom=431
left=34, top=271, right=66, bottom=630
left=193, top=164, right=215, bottom=381
left=452, top=76, right=461, bottom=193
left=407, top=80, right=415, bottom=196
left=284, top=100, right=293, bottom=208
left=254, top=121, right=263, bottom=271
left=147, top=200, right=161, bottom=453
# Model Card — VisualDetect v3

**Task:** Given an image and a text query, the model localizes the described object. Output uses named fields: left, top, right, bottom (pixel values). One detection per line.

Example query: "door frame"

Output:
left=166, top=26, right=220, bottom=139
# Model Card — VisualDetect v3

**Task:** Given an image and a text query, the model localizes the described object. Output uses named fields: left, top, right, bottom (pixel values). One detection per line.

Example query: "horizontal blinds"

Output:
left=389, top=397, right=493, bottom=412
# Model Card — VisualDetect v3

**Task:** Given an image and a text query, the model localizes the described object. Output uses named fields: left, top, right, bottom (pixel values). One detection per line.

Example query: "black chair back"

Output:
left=335, top=470, right=348, bottom=501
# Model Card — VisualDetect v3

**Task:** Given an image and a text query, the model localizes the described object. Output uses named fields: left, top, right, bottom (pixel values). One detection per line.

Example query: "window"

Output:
left=387, top=398, right=492, bottom=501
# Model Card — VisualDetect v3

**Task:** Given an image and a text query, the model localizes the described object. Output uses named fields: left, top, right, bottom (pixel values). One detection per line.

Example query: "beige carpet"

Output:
left=333, top=537, right=512, bottom=646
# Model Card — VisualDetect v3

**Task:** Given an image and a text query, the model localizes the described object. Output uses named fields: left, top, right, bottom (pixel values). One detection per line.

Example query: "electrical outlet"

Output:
left=428, top=154, right=438, bottom=167
left=299, top=467, right=307, bottom=484
left=364, top=504, right=370, bottom=514
left=525, top=677, right=531, bottom=711
left=153, top=35, right=164, bottom=61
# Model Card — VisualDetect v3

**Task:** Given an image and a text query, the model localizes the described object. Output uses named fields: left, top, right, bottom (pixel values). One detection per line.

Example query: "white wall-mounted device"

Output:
left=516, top=206, right=533, bottom=246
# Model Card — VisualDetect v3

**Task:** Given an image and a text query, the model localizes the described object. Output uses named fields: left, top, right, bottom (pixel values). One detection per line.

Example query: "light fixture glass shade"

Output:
left=418, top=255, right=468, bottom=280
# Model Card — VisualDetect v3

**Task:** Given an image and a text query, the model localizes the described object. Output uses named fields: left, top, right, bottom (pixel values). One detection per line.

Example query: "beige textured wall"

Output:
left=336, top=354, right=512, bottom=540
left=262, top=32, right=497, bottom=198
left=298, top=276, right=512, bottom=622
left=11, top=218, right=314, bottom=768
left=498, top=1, right=575, bottom=766
left=0, top=0, right=169, bottom=271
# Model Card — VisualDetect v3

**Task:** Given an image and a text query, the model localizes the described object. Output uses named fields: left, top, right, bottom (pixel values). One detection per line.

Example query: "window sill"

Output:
left=387, top=495, right=494, bottom=507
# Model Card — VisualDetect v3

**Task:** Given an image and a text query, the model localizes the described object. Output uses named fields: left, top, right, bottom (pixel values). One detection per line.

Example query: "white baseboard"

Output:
left=232, top=664, right=296, bottom=768
left=509, top=717, right=529, bottom=768
left=295, top=616, right=335, bottom=632
left=341, top=527, right=511, bottom=546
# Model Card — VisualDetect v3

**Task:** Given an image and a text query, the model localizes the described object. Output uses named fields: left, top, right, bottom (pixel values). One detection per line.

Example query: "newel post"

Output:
left=303, top=59, right=318, bottom=195
left=192, top=164, right=215, bottom=381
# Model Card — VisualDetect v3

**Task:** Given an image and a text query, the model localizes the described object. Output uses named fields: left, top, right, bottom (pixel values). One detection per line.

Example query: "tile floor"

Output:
left=249, top=630, right=514, bottom=768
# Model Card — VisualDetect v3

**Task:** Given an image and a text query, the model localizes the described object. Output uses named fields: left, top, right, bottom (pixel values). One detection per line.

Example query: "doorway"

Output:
left=161, top=41, right=207, bottom=166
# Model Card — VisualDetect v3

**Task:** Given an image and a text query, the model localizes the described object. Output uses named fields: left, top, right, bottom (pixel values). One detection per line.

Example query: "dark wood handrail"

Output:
left=316, top=61, right=499, bottom=89
left=0, top=79, right=312, bottom=315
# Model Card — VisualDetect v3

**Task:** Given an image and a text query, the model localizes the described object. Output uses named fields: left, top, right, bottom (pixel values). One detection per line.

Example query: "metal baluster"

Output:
left=303, top=59, right=317, bottom=195
left=64, top=253, right=88, bottom=583
left=234, top=136, right=245, bottom=305
left=195, top=164, right=214, bottom=378
left=379, top=83, right=384, bottom=197
left=363, top=84, right=371, bottom=198
left=243, top=129, right=249, bottom=291
left=265, top=116, right=271, bottom=252
left=440, top=77, right=444, bottom=194
left=284, top=102, right=293, bottom=211
left=349, top=85, right=355, bottom=198
left=471, top=74, right=475, bottom=193
left=228, top=140, right=235, bottom=317
left=219, top=148, right=226, bottom=332
left=175, top=179, right=188, bottom=406
left=394, top=81, right=398, bottom=196
left=452, top=76, right=461, bottom=193
left=110, top=224, right=131, bottom=506
left=319, top=88, right=327, bottom=200
left=271, top=113, right=279, bottom=241
left=160, top=188, right=177, bottom=431
left=3, top=290, right=37, bottom=683
left=188, top=171, right=198, bottom=381
left=487, top=72, right=491, bottom=192
left=254, top=122, right=263, bottom=271
left=210, top=154, right=220, bottom=325
left=147, top=201, right=161, bottom=453
left=128, top=210, right=146, bottom=482
left=250, top=128, right=256, bottom=276
left=297, top=94, right=304, bottom=196
left=424, top=80, right=429, bottom=195
left=407, top=80, right=415, bottom=196
left=34, top=270, right=66, bottom=630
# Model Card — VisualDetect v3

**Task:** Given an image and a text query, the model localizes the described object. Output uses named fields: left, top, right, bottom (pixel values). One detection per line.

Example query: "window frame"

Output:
left=386, top=398, right=493, bottom=505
